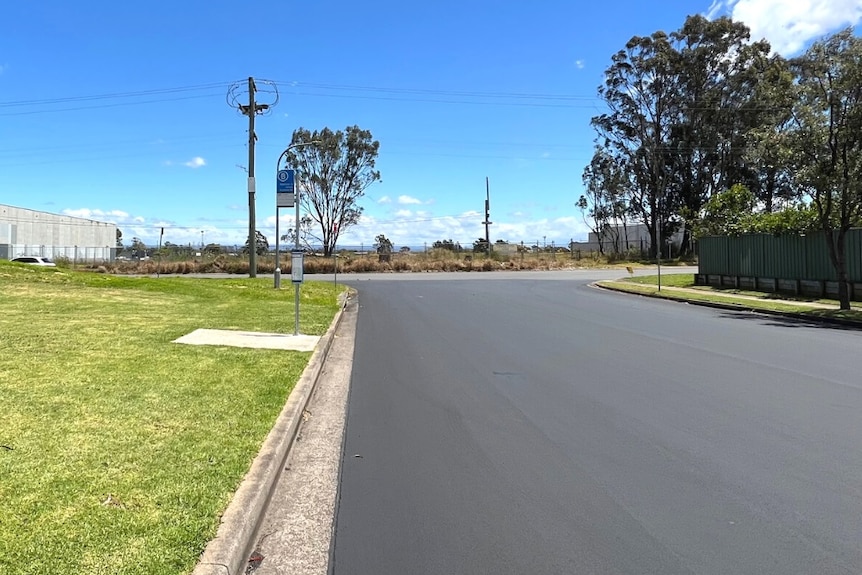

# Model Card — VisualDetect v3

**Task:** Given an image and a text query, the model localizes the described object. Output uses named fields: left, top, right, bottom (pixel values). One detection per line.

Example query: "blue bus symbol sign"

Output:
left=277, top=169, right=295, bottom=193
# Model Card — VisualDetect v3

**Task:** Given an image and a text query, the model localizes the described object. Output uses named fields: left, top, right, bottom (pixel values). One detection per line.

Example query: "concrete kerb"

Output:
left=192, top=289, right=355, bottom=575
left=594, top=281, right=862, bottom=329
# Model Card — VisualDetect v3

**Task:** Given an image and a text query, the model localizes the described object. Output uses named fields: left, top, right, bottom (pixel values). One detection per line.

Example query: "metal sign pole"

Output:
left=275, top=167, right=295, bottom=289
left=277, top=143, right=319, bottom=334
left=657, top=197, right=662, bottom=292
left=274, top=205, right=280, bottom=289
left=292, top=249, right=304, bottom=336
left=294, top=282, right=300, bottom=335
left=294, top=175, right=302, bottom=336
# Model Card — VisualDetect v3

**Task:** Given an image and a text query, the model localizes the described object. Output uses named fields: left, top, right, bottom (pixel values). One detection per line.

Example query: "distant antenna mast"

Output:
left=483, top=177, right=492, bottom=256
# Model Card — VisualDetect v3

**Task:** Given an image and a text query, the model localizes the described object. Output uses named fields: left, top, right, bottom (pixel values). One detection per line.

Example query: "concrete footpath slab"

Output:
left=174, top=328, right=320, bottom=352
left=191, top=293, right=353, bottom=575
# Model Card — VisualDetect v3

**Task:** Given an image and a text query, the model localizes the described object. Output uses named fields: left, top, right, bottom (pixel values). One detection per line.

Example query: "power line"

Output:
left=351, top=214, right=479, bottom=226
left=0, top=132, right=238, bottom=159
left=0, top=93, right=224, bottom=117
left=0, top=81, right=234, bottom=108
left=273, top=79, right=599, bottom=101
left=284, top=90, right=600, bottom=109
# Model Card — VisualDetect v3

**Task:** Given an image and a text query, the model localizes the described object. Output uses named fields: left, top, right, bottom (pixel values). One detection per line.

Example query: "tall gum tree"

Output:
left=791, top=29, right=862, bottom=310
left=592, top=30, right=678, bottom=258
left=284, top=126, right=381, bottom=257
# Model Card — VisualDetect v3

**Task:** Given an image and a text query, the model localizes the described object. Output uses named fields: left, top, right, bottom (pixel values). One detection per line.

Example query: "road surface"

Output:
left=330, top=272, right=862, bottom=574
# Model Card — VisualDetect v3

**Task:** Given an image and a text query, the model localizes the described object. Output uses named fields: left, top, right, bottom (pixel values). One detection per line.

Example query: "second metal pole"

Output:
left=294, top=173, right=301, bottom=335
left=294, top=283, right=300, bottom=336
left=274, top=205, right=280, bottom=289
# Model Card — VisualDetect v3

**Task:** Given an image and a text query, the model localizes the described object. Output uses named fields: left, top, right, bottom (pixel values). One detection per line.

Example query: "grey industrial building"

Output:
left=0, top=204, right=117, bottom=263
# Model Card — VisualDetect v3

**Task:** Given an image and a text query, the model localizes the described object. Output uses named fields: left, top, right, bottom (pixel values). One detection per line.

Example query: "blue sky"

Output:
left=2, top=0, right=861, bottom=249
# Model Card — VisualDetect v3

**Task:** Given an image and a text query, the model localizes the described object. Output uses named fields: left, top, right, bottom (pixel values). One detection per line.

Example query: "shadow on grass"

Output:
left=706, top=286, right=829, bottom=305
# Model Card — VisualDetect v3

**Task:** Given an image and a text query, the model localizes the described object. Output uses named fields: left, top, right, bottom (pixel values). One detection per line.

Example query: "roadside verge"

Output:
left=192, top=290, right=353, bottom=575
left=595, top=280, right=862, bottom=329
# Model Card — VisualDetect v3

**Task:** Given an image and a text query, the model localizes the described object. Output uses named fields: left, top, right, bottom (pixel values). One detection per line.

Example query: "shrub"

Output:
left=392, top=259, right=411, bottom=272
left=343, top=258, right=380, bottom=273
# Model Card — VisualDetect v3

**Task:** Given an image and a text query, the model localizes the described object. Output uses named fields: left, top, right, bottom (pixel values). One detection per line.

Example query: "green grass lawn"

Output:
left=0, top=262, right=343, bottom=575
left=623, top=272, right=697, bottom=288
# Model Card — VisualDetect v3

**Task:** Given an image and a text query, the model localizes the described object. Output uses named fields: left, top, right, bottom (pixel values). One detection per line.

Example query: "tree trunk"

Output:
left=823, top=228, right=851, bottom=310
left=622, top=222, right=630, bottom=253
left=680, top=224, right=694, bottom=258
left=648, top=224, right=658, bottom=260
left=322, top=230, right=332, bottom=257
left=837, top=269, right=851, bottom=310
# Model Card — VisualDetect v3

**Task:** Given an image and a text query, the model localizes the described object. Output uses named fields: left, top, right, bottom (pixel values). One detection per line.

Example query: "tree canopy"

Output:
left=590, top=15, right=786, bottom=257
left=374, top=234, right=393, bottom=254
left=432, top=239, right=461, bottom=252
left=242, top=230, right=269, bottom=256
left=283, top=125, right=381, bottom=257
left=789, top=29, right=862, bottom=308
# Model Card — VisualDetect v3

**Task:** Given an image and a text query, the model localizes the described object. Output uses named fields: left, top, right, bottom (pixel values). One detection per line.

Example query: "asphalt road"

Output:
left=330, top=272, right=862, bottom=575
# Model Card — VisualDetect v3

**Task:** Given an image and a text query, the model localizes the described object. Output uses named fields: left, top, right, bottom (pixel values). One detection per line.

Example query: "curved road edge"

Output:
left=593, top=281, right=862, bottom=329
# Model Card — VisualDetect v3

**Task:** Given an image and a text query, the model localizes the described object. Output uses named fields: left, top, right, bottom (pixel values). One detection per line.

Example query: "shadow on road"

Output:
left=717, top=310, right=861, bottom=331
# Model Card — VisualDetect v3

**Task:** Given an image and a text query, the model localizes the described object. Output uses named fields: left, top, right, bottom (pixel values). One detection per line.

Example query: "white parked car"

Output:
left=11, top=256, right=56, bottom=267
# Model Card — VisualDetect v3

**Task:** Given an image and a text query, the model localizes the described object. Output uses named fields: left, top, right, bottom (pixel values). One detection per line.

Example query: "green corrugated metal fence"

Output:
left=698, top=230, right=862, bottom=282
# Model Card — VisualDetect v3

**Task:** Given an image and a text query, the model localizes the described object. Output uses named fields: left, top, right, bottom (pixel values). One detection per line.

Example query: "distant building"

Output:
left=570, top=223, right=683, bottom=255
left=0, top=204, right=117, bottom=263
left=491, top=241, right=520, bottom=256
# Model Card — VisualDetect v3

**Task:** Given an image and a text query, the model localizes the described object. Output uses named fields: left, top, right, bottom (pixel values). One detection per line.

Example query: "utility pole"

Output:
left=228, top=77, right=278, bottom=278
left=246, top=77, right=257, bottom=276
left=483, top=177, right=492, bottom=256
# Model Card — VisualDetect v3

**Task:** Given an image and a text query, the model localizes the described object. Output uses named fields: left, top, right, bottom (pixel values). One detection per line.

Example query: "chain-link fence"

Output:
left=1, top=244, right=115, bottom=264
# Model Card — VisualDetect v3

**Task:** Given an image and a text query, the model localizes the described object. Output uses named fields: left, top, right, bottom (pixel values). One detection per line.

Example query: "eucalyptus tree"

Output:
left=578, top=147, right=631, bottom=254
left=284, top=125, right=381, bottom=257
left=664, top=16, right=774, bottom=253
left=592, top=30, right=678, bottom=258
left=790, top=29, right=862, bottom=309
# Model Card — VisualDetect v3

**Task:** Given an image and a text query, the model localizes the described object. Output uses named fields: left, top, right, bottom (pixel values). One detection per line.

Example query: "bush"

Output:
left=53, top=256, right=72, bottom=269
left=392, top=259, right=411, bottom=272
left=344, top=258, right=381, bottom=273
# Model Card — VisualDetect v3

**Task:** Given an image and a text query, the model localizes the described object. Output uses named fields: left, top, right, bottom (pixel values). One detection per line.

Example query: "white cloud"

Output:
left=0, top=64, right=6, bottom=75
left=184, top=156, right=206, bottom=168
left=377, top=196, right=392, bottom=204
left=575, top=59, right=585, bottom=69
left=56, top=208, right=263, bottom=247
left=705, top=0, right=725, bottom=19
left=708, top=0, right=862, bottom=55
left=397, top=195, right=422, bottom=205
left=182, top=204, right=596, bottom=252
left=62, top=208, right=134, bottom=223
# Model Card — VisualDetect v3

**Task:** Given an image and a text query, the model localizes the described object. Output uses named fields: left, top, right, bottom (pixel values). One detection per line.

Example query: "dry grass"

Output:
left=94, top=251, right=647, bottom=275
